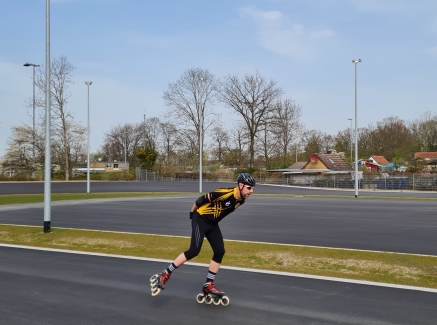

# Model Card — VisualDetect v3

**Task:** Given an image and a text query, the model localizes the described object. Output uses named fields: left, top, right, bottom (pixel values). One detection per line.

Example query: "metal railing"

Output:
left=135, top=168, right=437, bottom=191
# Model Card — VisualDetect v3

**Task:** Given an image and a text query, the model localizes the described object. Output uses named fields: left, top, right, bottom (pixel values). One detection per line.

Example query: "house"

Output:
left=73, top=161, right=129, bottom=174
left=364, top=155, right=389, bottom=172
left=286, top=161, right=307, bottom=172
left=414, top=152, right=437, bottom=160
left=269, top=153, right=354, bottom=185
left=414, top=152, right=437, bottom=173
left=299, top=153, right=354, bottom=174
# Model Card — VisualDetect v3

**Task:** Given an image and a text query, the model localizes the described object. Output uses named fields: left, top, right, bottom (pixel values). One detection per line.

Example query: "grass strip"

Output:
left=0, top=192, right=191, bottom=205
left=1, top=192, right=436, bottom=206
left=1, top=224, right=436, bottom=289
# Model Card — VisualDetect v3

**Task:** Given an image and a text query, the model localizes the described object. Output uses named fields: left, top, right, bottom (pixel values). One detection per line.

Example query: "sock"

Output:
left=206, top=270, right=216, bottom=283
left=166, top=263, right=177, bottom=274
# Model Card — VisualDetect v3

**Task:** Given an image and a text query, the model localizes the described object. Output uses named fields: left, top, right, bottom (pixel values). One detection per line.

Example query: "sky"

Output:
left=1, top=0, right=437, bottom=157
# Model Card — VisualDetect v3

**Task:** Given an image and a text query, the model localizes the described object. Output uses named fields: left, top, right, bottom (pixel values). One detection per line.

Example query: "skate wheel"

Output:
left=205, top=295, right=213, bottom=305
left=213, top=297, right=221, bottom=305
left=221, top=296, right=230, bottom=307
left=150, top=274, right=158, bottom=283
left=196, top=293, right=205, bottom=304
left=150, top=278, right=158, bottom=286
left=151, top=287, right=161, bottom=296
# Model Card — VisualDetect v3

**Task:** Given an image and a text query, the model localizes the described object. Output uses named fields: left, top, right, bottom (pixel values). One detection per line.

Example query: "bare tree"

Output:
left=1, top=126, right=35, bottom=176
left=358, top=116, right=416, bottom=161
left=271, top=98, right=303, bottom=165
left=143, top=117, right=161, bottom=151
left=209, top=125, right=230, bottom=162
left=177, top=129, right=199, bottom=170
left=256, top=111, right=277, bottom=168
left=34, top=55, right=82, bottom=180
left=163, top=68, right=219, bottom=161
left=100, top=123, right=143, bottom=166
left=302, top=130, right=335, bottom=160
left=410, top=112, right=437, bottom=152
left=219, top=71, right=282, bottom=167
left=223, top=123, right=250, bottom=168
left=334, top=128, right=353, bottom=163
left=159, top=121, right=181, bottom=165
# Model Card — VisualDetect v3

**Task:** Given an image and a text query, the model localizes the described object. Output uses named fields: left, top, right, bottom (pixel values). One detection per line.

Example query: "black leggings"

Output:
left=183, top=216, right=225, bottom=263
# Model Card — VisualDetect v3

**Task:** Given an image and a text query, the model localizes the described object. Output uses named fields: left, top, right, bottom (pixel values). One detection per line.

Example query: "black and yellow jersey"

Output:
left=196, top=187, right=245, bottom=223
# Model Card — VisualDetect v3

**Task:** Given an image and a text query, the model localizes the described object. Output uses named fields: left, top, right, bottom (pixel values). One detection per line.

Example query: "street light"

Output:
left=24, top=62, right=40, bottom=178
left=85, top=81, right=92, bottom=194
left=124, top=132, right=129, bottom=168
left=198, top=77, right=204, bottom=194
left=352, top=59, right=361, bottom=198
left=143, top=109, right=146, bottom=150
left=43, top=0, right=51, bottom=233
left=347, top=118, right=353, bottom=164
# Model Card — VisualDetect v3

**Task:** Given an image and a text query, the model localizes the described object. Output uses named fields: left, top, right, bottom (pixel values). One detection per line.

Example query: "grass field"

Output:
left=0, top=192, right=189, bottom=205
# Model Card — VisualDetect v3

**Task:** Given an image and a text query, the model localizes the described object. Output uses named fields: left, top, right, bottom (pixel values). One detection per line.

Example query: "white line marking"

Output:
left=0, top=243, right=436, bottom=294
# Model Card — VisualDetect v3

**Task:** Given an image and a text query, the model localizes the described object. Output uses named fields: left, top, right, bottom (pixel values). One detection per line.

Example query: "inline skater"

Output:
left=150, top=173, right=256, bottom=306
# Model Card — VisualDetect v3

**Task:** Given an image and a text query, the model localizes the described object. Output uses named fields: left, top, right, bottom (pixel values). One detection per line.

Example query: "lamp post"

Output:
left=124, top=132, right=129, bottom=168
left=295, top=144, right=299, bottom=163
left=43, top=0, right=51, bottom=233
left=143, top=109, right=146, bottom=150
left=198, top=77, right=204, bottom=194
left=347, top=118, right=353, bottom=164
left=24, top=62, right=40, bottom=178
left=352, top=59, right=361, bottom=198
left=85, top=81, right=92, bottom=194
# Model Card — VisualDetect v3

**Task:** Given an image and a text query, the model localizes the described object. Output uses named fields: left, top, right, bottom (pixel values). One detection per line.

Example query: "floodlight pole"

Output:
left=198, top=77, right=204, bottom=194
left=143, top=109, right=146, bottom=150
left=352, top=59, right=361, bottom=198
left=85, top=81, right=92, bottom=194
left=23, top=62, right=40, bottom=178
left=347, top=118, right=353, bottom=164
left=124, top=132, right=129, bottom=167
left=43, top=0, right=51, bottom=233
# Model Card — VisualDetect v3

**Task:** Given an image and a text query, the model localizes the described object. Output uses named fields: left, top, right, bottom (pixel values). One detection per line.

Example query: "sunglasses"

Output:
left=243, top=185, right=254, bottom=190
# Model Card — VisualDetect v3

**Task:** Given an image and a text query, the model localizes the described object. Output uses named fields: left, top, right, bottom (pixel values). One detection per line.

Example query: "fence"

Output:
left=135, top=168, right=437, bottom=191
left=281, top=174, right=437, bottom=191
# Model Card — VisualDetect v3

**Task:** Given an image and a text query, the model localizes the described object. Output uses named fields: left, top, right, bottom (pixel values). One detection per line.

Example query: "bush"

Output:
left=0, top=174, right=39, bottom=181
left=211, top=169, right=234, bottom=180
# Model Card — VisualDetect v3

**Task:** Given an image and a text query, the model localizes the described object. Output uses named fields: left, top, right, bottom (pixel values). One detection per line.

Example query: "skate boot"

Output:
left=150, top=270, right=171, bottom=296
left=196, top=281, right=230, bottom=306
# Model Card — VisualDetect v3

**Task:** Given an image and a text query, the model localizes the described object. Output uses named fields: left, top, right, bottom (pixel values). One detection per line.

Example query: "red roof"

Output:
left=414, top=152, right=437, bottom=159
left=370, top=156, right=389, bottom=165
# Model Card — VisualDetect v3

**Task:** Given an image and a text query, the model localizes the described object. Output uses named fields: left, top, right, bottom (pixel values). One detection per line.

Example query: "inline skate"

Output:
left=196, top=281, right=230, bottom=306
left=150, top=270, right=171, bottom=296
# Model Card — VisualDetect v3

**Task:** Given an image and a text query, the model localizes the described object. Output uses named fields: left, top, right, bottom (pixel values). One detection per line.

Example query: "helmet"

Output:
left=237, top=173, right=256, bottom=187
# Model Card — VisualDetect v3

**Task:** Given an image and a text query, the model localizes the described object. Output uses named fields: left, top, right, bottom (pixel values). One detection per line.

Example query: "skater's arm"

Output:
left=191, top=193, right=211, bottom=213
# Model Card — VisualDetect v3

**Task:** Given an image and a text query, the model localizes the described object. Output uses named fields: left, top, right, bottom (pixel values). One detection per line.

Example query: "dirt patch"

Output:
left=258, top=252, right=422, bottom=279
left=53, top=237, right=137, bottom=248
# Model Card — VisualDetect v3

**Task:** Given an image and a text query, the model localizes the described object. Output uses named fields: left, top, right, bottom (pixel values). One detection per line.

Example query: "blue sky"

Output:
left=1, top=0, right=437, bottom=156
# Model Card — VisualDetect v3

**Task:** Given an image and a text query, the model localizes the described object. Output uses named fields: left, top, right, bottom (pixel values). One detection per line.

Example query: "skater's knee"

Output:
left=184, top=249, right=200, bottom=261
left=212, top=248, right=225, bottom=264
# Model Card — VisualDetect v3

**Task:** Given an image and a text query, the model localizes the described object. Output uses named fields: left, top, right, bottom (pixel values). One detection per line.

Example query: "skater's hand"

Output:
left=189, top=211, right=194, bottom=219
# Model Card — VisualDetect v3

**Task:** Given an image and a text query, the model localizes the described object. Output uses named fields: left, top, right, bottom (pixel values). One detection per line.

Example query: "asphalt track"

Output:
left=1, top=246, right=437, bottom=325
left=1, top=181, right=437, bottom=324
left=1, top=180, right=437, bottom=198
